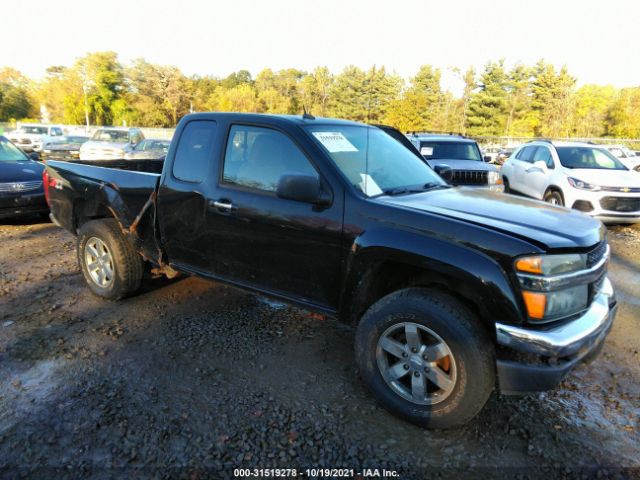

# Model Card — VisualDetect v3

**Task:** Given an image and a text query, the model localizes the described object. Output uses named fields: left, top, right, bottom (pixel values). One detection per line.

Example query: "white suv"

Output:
left=501, top=141, right=640, bottom=224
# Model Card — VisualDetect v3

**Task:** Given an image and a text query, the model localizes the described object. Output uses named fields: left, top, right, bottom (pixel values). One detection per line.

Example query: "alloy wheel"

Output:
left=376, top=322, right=457, bottom=405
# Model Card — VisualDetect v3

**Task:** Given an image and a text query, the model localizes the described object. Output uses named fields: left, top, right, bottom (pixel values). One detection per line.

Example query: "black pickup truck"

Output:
left=44, top=113, right=616, bottom=428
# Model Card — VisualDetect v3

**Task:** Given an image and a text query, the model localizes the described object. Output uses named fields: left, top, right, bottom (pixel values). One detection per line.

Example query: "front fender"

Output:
left=341, top=227, right=524, bottom=328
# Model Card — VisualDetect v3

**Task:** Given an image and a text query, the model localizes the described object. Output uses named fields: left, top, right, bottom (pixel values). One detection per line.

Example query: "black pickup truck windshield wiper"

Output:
left=421, top=182, right=451, bottom=191
left=381, top=187, right=413, bottom=196
left=380, top=183, right=450, bottom=197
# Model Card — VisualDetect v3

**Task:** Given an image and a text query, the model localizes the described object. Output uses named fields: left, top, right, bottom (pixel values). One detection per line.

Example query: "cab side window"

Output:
left=516, top=146, right=535, bottom=163
left=531, top=146, right=554, bottom=169
left=222, top=125, right=317, bottom=193
left=172, top=120, right=218, bottom=183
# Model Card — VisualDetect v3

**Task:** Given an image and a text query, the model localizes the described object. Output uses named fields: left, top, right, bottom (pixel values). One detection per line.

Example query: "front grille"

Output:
left=601, top=186, right=640, bottom=193
left=588, top=273, right=606, bottom=306
left=0, top=181, right=43, bottom=193
left=586, top=243, right=608, bottom=305
left=451, top=170, right=488, bottom=185
left=600, top=196, right=640, bottom=212
left=44, top=151, right=77, bottom=161
left=586, top=241, right=607, bottom=268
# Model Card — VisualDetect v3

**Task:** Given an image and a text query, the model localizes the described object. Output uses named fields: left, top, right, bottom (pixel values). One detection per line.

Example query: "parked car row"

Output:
left=1, top=128, right=170, bottom=221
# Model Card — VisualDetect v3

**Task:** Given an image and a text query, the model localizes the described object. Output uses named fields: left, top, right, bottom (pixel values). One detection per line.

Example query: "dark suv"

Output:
left=408, top=133, right=504, bottom=191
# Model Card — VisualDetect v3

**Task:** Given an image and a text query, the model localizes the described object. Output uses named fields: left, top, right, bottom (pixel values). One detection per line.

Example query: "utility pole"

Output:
left=82, top=65, right=90, bottom=133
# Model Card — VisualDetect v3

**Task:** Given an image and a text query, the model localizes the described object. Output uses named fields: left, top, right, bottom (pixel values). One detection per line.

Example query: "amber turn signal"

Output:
left=515, top=256, right=543, bottom=274
left=522, top=291, right=546, bottom=319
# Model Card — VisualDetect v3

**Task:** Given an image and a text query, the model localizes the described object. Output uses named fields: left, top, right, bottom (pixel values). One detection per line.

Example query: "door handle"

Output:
left=209, top=199, right=235, bottom=212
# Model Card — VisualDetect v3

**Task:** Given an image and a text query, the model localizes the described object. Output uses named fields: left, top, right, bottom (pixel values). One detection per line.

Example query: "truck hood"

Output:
left=425, top=159, right=498, bottom=172
left=565, top=168, right=640, bottom=187
left=0, top=160, right=44, bottom=182
left=378, top=187, right=603, bottom=249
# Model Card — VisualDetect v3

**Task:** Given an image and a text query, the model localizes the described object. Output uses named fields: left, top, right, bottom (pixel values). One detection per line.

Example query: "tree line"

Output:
left=1, top=51, right=639, bottom=138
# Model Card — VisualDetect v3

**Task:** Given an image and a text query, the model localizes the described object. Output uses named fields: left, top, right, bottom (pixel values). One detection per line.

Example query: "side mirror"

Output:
left=433, top=164, right=453, bottom=182
left=28, top=152, right=40, bottom=161
left=483, top=155, right=492, bottom=163
left=276, top=174, right=330, bottom=205
left=533, top=160, right=548, bottom=171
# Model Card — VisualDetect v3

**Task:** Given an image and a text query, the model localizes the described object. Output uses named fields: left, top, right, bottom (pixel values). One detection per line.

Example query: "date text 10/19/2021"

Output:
left=233, top=468, right=400, bottom=478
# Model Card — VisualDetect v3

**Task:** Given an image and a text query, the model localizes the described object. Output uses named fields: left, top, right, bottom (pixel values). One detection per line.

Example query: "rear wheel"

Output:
left=544, top=189, right=564, bottom=206
left=355, top=288, right=495, bottom=429
left=503, top=177, right=510, bottom=193
left=77, top=219, right=144, bottom=300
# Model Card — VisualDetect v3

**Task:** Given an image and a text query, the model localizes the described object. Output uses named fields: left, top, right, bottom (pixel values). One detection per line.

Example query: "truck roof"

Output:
left=184, top=112, right=367, bottom=128
left=408, top=133, right=476, bottom=143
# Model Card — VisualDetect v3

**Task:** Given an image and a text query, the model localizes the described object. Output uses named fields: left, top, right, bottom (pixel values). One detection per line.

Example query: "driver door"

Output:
left=204, top=123, right=344, bottom=310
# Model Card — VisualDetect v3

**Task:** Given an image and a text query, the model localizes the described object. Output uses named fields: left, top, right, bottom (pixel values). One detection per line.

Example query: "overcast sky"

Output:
left=4, top=0, right=639, bottom=94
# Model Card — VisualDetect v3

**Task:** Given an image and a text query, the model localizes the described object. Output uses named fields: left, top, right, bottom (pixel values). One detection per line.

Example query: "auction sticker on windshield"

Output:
left=312, top=132, right=358, bottom=153
left=421, top=146, right=433, bottom=156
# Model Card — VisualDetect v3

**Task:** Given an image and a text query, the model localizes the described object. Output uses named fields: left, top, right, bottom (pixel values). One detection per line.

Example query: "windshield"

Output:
left=419, top=141, right=482, bottom=161
left=557, top=147, right=627, bottom=170
left=91, top=130, right=130, bottom=142
left=0, top=138, right=29, bottom=161
left=16, top=126, right=48, bottom=135
left=306, top=125, right=444, bottom=196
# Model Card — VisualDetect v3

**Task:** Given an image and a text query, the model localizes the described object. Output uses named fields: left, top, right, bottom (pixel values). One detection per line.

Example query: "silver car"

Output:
left=79, top=128, right=144, bottom=161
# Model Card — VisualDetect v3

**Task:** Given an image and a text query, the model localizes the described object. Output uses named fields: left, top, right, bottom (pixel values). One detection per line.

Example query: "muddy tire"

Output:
left=355, top=288, right=495, bottom=429
left=77, top=219, right=144, bottom=300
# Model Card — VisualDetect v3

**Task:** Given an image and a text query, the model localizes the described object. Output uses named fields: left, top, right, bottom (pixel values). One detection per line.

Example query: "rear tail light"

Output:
left=42, top=168, right=56, bottom=206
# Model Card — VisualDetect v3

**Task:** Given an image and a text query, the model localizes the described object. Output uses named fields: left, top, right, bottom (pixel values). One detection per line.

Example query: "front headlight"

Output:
left=487, top=170, right=502, bottom=185
left=515, top=253, right=586, bottom=276
left=567, top=177, right=601, bottom=191
left=515, top=253, right=590, bottom=321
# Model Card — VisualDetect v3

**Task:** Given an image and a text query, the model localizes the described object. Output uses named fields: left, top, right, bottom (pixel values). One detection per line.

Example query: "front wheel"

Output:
left=355, top=288, right=495, bottom=429
left=544, top=190, right=564, bottom=206
left=77, top=219, right=144, bottom=300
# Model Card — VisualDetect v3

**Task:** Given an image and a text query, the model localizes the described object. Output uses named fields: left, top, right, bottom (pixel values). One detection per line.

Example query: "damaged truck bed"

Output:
left=44, top=162, right=164, bottom=269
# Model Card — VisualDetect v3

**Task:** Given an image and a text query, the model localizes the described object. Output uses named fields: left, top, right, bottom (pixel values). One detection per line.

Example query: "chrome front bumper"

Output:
left=495, top=277, right=615, bottom=358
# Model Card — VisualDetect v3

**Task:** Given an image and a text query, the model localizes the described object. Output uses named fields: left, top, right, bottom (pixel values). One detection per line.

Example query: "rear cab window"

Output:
left=172, top=120, right=218, bottom=183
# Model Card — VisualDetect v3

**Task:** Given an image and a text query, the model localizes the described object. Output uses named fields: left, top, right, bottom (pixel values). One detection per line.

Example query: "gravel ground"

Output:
left=0, top=218, right=639, bottom=479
